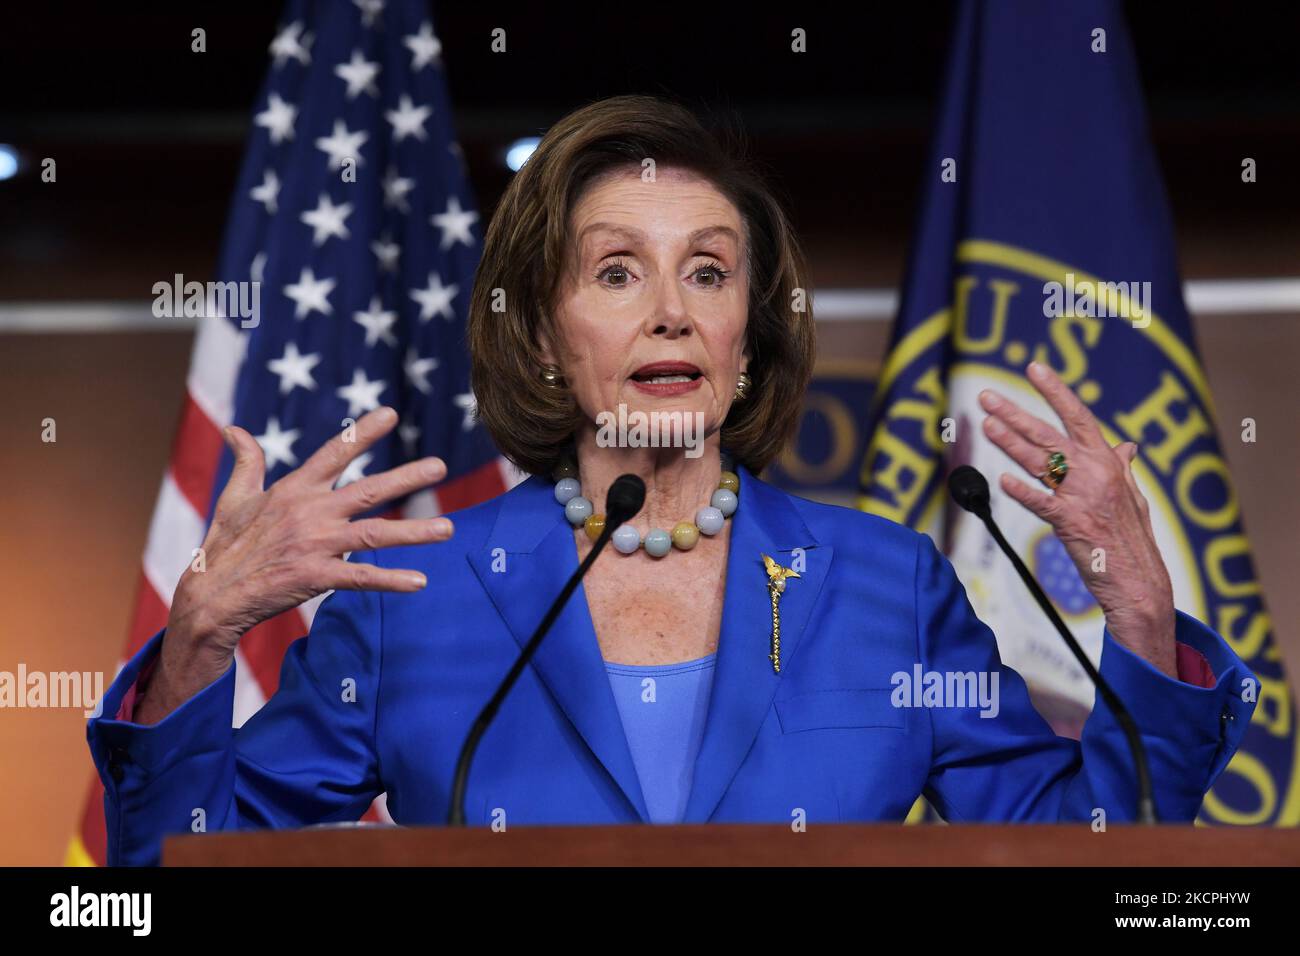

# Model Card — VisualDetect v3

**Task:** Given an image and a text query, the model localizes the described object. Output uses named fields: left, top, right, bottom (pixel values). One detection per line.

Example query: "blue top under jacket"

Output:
left=606, top=654, right=717, bottom=824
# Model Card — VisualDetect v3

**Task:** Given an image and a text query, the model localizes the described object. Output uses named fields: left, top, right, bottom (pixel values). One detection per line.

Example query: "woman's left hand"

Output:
left=978, top=361, right=1178, bottom=679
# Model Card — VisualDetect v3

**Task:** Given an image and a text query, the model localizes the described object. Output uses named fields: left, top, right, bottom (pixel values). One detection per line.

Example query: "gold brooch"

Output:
left=761, top=554, right=800, bottom=674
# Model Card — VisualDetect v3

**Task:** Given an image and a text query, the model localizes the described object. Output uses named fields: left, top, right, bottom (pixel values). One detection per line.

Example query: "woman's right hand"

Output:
left=138, top=406, right=454, bottom=722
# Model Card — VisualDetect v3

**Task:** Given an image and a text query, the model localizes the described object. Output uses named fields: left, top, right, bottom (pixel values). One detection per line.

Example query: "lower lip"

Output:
left=629, top=376, right=703, bottom=397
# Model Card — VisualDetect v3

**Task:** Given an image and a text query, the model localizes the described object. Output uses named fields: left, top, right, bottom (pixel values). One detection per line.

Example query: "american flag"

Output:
left=68, top=0, right=518, bottom=865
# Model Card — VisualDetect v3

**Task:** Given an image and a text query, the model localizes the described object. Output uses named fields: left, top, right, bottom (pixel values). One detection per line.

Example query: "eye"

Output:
left=691, top=260, right=731, bottom=287
left=596, top=258, right=634, bottom=287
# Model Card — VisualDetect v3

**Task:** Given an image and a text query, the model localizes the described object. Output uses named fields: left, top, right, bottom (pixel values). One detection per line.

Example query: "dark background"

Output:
left=1, top=2, right=1297, bottom=298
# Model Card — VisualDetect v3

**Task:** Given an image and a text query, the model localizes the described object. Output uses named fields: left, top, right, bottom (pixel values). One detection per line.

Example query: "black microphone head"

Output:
left=948, top=465, right=991, bottom=519
left=606, top=474, right=646, bottom=527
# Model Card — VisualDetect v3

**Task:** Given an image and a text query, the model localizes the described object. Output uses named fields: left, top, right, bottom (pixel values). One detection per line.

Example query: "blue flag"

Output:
left=859, top=0, right=1297, bottom=825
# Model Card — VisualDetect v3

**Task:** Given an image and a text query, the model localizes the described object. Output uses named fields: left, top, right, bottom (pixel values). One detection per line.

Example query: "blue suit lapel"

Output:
left=466, top=463, right=832, bottom=826
left=466, top=475, right=650, bottom=822
left=683, top=464, right=832, bottom=822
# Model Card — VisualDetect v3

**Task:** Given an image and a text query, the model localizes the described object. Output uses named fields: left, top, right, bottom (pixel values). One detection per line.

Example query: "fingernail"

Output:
left=1027, top=361, right=1045, bottom=377
left=408, top=573, right=427, bottom=589
left=433, top=518, right=453, bottom=534
left=981, top=389, right=1001, bottom=407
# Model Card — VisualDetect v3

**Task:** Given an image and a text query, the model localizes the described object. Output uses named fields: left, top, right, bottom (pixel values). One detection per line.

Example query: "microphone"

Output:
left=604, top=473, right=647, bottom=529
left=447, top=474, right=646, bottom=825
left=946, top=465, right=1159, bottom=824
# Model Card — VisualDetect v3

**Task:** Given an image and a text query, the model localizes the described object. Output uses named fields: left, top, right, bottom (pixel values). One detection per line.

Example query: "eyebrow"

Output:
left=577, top=223, right=741, bottom=248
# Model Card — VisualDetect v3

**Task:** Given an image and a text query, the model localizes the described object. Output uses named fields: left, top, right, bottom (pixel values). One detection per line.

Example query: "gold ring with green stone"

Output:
left=1041, top=451, right=1068, bottom=489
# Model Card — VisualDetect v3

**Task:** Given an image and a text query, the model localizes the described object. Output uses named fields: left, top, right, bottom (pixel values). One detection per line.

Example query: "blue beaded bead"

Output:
left=695, top=505, right=725, bottom=535
left=564, top=495, right=593, bottom=526
left=711, top=488, right=738, bottom=517
left=612, top=524, right=641, bottom=554
left=643, top=528, right=672, bottom=557
left=554, top=477, right=581, bottom=505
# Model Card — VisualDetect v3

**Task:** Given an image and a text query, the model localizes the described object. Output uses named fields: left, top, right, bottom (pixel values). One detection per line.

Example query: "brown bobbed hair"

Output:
left=468, top=94, right=816, bottom=478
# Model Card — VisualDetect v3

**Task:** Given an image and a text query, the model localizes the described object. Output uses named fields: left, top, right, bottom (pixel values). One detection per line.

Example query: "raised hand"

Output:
left=137, top=406, right=454, bottom=723
left=978, top=361, right=1177, bottom=679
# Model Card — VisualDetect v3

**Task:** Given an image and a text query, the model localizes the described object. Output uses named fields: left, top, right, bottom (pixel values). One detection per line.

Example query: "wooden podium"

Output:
left=163, top=823, right=1300, bottom=866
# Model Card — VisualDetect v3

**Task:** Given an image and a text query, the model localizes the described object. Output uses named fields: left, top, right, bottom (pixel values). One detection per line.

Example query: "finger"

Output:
left=1114, top=442, right=1152, bottom=522
left=297, top=407, right=399, bottom=487
left=320, top=559, right=428, bottom=593
left=982, top=416, right=1055, bottom=485
left=332, top=456, right=447, bottom=516
left=1000, top=472, right=1063, bottom=524
left=332, top=516, right=455, bottom=554
left=977, top=388, right=1065, bottom=449
left=218, top=426, right=267, bottom=507
left=1025, top=361, right=1107, bottom=448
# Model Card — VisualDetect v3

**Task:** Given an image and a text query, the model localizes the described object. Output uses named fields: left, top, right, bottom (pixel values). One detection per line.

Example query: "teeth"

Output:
left=644, top=374, right=692, bottom=384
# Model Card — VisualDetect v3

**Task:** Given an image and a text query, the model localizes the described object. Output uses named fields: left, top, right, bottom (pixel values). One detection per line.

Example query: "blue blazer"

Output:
left=89, top=464, right=1255, bottom=865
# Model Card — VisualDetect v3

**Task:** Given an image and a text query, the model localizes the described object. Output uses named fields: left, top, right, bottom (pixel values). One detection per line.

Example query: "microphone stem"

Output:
left=447, top=523, right=617, bottom=826
left=979, top=512, right=1159, bottom=825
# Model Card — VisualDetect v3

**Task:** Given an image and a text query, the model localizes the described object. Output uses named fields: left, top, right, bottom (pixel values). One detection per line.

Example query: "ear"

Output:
left=535, top=329, right=556, bottom=366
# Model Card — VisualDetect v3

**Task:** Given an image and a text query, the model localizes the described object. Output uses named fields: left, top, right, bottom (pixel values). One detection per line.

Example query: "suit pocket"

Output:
left=775, top=689, right=905, bottom=733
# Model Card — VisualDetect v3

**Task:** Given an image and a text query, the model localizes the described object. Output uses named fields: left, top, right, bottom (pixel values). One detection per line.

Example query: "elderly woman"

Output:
left=89, top=96, right=1252, bottom=866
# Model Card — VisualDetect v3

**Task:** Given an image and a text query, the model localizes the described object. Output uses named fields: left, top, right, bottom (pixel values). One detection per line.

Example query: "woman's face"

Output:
left=541, top=165, right=750, bottom=448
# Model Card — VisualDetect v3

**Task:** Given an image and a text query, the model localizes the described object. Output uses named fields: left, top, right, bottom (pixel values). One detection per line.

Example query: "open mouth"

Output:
left=630, top=363, right=703, bottom=385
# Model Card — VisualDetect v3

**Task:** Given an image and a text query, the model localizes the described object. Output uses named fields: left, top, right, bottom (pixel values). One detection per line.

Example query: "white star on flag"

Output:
left=453, top=391, right=478, bottom=431
left=335, top=451, right=374, bottom=489
left=410, top=272, right=459, bottom=322
left=404, top=347, right=440, bottom=394
left=254, top=93, right=297, bottom=144
left=352, top=0, right=385, bottom=28
left=353, top=296, right=399, bottom=348
left=336, top=368, right=387, bottom=417
left=283, top=267, right=336, bottom=319
left=250, top=169, right=280, bottom=213
left=269, top=21, right=313, bottom=67
left=404, top=22, right=442, bottom=71
left=335, top=49, right=381, bottom=99
left=255, top=416, right=301, bottom=469
left=315, top=120, right=369, bottom=171
left=300, top=193, right=354, bottom=246
left=398, top=420, right=421, bottom=456
left=267, top=341, right=321, bottom=394
left=386, top=95, right=432, bottom=142
left=371, top=235, right=401, bottom=273
left=431, top=196, right=479, bottom=250
left=382, top=166, right=415, bottom=212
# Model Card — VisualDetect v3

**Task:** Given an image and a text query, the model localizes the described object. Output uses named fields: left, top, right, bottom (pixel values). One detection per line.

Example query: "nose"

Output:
left=644, top=272, right=692, bottom=340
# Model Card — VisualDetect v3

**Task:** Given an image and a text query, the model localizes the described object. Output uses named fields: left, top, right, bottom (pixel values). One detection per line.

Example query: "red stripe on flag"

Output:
left=124, top=572, right=170, bottom=659
left=170, top=393, right=225, bottom=520
left=433, top=457, right=507, bottom=512
left=238, top=608, right=311, bottom=699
